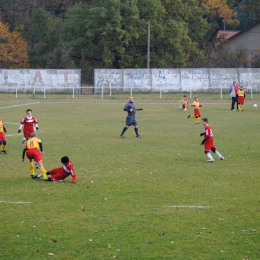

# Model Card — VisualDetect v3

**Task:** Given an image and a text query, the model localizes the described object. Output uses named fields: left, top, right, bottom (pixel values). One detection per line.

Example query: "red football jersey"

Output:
left=20, top=116, right=38, bottom=138
left=49, top=163, right=77, bottom=183
left=203, top=124, right=216, bottom=151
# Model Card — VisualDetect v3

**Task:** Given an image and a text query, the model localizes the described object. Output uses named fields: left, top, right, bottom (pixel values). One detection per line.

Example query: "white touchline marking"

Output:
left=4, top=122, right=20, bottom=124
left=166, top=205, right=211, bottom=209
left=0, top=102, right=40, bottom=109
left=6, top=134, right=22, bottom=137
left=0, top=201, right=32, bottom=204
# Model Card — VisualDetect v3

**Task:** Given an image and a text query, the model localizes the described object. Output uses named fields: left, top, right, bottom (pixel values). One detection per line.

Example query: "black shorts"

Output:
left=126, top=116, right=137, bottom=126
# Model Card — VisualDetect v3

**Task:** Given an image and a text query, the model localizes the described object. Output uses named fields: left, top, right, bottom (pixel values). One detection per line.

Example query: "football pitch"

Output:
left=0, top=95, right=259, bottom=259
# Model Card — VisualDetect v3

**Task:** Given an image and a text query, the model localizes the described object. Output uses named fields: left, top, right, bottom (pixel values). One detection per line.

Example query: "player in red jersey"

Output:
left=200, top=118, right=224, bottom=162
left=18, top=109, right=39, bottom=144
left=0, top=116, right=8, bottom=154
left=22, top=133, right=47, bottom=179
left=37, top=156, right=77, bottom=184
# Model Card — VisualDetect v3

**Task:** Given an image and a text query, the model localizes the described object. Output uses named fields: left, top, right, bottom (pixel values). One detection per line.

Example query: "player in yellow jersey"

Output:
left=179, top=95, right=189, bottom=110
left=0, top=116, right=8, bottom=154
left=187, top=96, right=202, bottom=124
left=237, top=86, right=246, bottom=111
left=22, top=133, right=47, bottom=179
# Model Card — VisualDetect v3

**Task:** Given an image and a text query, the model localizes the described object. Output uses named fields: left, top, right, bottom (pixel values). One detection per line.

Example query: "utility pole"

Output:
left=147, top=21, right=150, bottom=69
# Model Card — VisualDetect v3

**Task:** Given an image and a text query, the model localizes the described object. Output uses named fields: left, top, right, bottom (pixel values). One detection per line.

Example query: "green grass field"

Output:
left=0, top=94, right=259, bottom=259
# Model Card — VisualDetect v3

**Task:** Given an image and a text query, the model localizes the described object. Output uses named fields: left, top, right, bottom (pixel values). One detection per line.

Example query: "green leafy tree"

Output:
left=65, top=0, right=209, bottom=69
left=28, top=8, right=74, bottom=68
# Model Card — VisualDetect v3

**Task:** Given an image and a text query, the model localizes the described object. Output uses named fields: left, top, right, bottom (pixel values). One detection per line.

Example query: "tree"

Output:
left=199, top=0, right=239, bottom=40
left=0, top=21, right=29, bottom=68
left=251, top=47, right=260, bottom=68
left=236, top=0, right=260, bottom=29
left=28, top=8, right=75, bottom=68
left=65, top=0, right=210, bottom=69
left=194, top=40, right=249, bottom=68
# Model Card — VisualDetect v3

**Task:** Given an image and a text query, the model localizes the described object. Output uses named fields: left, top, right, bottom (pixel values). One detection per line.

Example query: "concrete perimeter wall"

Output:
left=94, top=68, right=260, bottom=93
left=0, top=69, right=81, bottom=93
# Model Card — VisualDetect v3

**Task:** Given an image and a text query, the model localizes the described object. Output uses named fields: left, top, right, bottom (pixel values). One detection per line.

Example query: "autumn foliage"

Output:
left=201, top=0, right=239, bottom=26
left=0, top=22, right=29, bottom=68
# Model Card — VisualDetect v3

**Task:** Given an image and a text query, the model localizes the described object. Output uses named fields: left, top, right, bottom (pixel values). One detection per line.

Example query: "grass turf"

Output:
left=0, top=95, right=259, bottom=259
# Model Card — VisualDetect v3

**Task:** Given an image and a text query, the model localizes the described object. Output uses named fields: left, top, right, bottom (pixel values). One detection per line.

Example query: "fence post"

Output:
left=220, top=87, right=222, bottom=99
left=250, top=86, right=253, bottom=99
left=16, top=87, right=18, bottom=98
left=109, top=78, right=112, bottom=96
left=101, top=87, right=103, bottom=99
left=130, top=87, right=132, bottom=96
left=73, top=87, right=75, bottom=99
left=160, top=88, right=162, bottom=99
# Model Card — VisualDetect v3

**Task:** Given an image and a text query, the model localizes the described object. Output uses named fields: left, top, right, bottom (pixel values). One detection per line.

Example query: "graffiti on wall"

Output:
left=94, top=68, right=260, bottom=92
left=154, top=69, right=180, bottom=86
left=0, top=69, right=80, bottom=89
left=96, top=70, right=121, bottom=85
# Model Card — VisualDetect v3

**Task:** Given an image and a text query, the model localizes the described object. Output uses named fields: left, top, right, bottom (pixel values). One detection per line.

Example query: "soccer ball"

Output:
left=253, top=104, right=257, bottom=108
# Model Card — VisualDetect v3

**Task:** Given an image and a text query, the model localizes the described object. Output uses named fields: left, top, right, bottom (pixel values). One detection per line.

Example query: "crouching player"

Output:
left=22, top=133, right=47, bottom=179
left=179, top=95, right=189, bottom=110
left=200, top=118, right=224, bottom=162
left=37, top=156, right=77, bottom=184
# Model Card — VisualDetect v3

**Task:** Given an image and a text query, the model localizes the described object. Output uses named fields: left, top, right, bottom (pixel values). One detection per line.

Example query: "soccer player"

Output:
left=179, top=95, right=189, bottom=110
left=36, top=156, right=77, bottom=184
left=18, top=109, right=39, bottom=144
left=0, top=116, right=8, bottom=154
left=237, top=86, right=246, bottom=111
left=187, top=96, right=202, bottom=124
left=22, top=133, right=47, bottom=179
left=120, top=96, right=141, bottom=138
left=200, top=118, right=224, bottom=162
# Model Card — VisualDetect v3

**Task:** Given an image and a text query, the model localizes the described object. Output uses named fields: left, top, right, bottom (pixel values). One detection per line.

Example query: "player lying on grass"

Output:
left=22, top=133, right=47, bottom=179
left=35, top=156, right=77, bottom=183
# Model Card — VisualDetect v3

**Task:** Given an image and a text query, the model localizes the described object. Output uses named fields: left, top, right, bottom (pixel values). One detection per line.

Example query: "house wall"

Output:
left=228, top=23, right=260, bottom=55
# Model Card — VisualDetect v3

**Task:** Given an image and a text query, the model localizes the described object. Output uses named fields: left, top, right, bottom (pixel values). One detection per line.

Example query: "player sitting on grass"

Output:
left=36, top=156, right=77, bottom=184
left=179, top=95, right=188, bottom=110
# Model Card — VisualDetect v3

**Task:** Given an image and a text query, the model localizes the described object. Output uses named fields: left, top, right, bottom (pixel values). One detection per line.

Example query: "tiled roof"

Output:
left=217, top=30, right=240, bottom=39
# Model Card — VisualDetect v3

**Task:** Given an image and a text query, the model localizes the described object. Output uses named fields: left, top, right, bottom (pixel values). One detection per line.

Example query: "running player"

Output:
left=18, top=109, right=39, bottom=144
left=187, top=96, right=202, bottom=124
left=200, top=118, right=224, bottom=162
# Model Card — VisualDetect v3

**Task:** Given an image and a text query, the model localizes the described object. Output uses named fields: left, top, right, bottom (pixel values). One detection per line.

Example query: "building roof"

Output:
left=218, top=30, right=240, bottom=39
left=227, top=20, right=260, bottom=41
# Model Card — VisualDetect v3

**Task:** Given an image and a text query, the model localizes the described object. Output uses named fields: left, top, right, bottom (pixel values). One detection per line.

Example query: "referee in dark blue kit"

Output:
left=120, top=96, right=141, bottom=138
